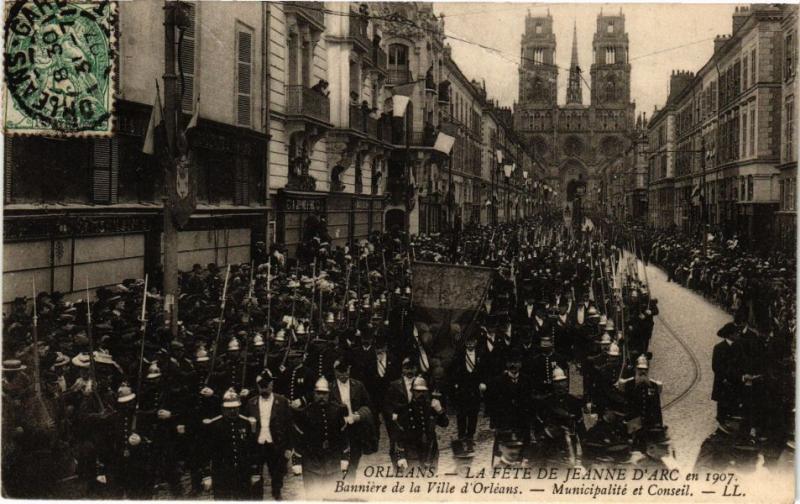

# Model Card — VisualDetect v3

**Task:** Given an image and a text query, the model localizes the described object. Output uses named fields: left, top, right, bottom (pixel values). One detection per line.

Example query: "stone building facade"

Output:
left=645, top=4, right=797, bottom=252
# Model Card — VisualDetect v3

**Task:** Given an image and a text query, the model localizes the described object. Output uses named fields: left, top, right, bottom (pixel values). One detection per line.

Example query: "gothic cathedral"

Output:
left=514, top=11, right=636, bottom=207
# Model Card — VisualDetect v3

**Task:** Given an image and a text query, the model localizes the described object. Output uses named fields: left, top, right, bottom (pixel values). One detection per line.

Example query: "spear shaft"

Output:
left=206, top=265, right=231, bottom=384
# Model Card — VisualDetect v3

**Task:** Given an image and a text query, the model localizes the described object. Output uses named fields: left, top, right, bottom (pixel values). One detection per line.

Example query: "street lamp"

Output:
left=503, top=163, right=513, bottom=224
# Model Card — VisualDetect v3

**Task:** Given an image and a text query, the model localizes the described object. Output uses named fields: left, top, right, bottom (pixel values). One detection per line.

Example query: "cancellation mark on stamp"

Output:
left=3, top=0, right=116, bottom=136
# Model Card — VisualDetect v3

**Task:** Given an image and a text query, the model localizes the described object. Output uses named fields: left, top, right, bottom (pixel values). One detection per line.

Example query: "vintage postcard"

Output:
left=1, top=1, right=796, bottom=503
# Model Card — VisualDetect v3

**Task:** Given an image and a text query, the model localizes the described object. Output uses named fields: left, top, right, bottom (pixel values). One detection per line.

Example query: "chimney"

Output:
left=714, top=34, right=731, bottom=53
left=668, top=70, right=695, bottom=102
left=732, top=6, right=749, bottom=34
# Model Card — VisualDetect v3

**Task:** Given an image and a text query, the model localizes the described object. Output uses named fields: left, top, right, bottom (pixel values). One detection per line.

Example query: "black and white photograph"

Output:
left=1, top=1, right=797, bottom=501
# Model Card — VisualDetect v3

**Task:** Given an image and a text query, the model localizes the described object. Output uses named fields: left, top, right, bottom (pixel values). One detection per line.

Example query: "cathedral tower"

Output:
left=518, top=11, right=557, bottom=107
left=590, top=11, right=631, bottom=106
left=566, top=21, right=583, bottom=105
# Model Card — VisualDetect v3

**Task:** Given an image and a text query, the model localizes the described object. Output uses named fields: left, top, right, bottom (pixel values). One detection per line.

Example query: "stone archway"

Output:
left=559, top=158, right=589, bottom=195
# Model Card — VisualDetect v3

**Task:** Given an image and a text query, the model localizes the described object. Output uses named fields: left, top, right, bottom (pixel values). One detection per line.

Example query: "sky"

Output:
left=432, top=3, right=737, bottom=116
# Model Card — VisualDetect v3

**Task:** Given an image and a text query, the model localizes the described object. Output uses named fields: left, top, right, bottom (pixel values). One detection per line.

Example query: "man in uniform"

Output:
left=583, top=393, right=630, bottom=468
left=295, top=378, right=349, bottom=496
left=101, top=383, right=154, bottom=499
left=532, top=366, right=584, bottom=466
left=273, top=349, right=314, bottom=411
left=246, top=370, right=294, bottom=500
left=621, top=355, right=663, bottom=449
left=394, top=377, right=448, bottom=473
left=200, top=387, right=258, bottom=500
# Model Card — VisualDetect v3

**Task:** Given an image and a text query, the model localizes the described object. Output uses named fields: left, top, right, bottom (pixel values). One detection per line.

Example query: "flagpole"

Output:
left=162, top=0, right=181, bottom=336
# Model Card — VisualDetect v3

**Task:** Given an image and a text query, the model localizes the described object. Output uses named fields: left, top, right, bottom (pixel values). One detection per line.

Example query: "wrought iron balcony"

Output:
left=387, top=68, right=413, bottom=85
left=286, top=85, right=330, bottom=124
left=284, top=2, right=325, bottom=33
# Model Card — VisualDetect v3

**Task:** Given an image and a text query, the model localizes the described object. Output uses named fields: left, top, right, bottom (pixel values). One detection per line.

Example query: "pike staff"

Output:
left=206, top=265, right=231, bottom=385
left=85, top=278, right=108, bottom=415
left=288, top=264, right=299, bottom=343
left=263, top=261, right=273, bottom=368
left=241, top=262, right=255, bottom=390
left=31, top=278, right=55, bottom=431
left=132, top=274, right=150, bottom=429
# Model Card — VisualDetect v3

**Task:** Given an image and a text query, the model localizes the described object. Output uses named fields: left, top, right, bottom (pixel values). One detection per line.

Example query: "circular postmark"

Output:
left=4, top=0, right=115, bottom=133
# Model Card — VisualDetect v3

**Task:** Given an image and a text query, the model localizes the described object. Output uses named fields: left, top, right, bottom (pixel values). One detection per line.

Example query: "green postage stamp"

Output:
left=3, top=0, right=116, bottom=136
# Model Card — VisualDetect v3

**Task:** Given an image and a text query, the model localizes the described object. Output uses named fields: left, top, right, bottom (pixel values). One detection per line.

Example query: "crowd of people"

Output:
left=622, top=225, right=796, bottom=471
left=1, top=214, right=794, bottom=500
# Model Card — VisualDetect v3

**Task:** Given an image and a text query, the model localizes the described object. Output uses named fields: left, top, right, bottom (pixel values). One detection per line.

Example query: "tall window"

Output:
left=606, top=47, right=615, bottom=65
left=749, top=106, right=756, bottom=158
left=236, top=26, right=253, bottom=127
left=533, top=48, right=545, bottom=65
left=742, top=55, right=748, bottom=90
left=301, top=40, right=312, bottom=87
left=535, top=23, right=542, bottom=34
left=751, top=48, right=756, bottom=85
left=747, top=175, right=753, bottom=201
left=741, top=109, right=748, bottom=158
left=388, top=44, right=408, bottom=69
left=786, top=97, right=795, bottom=161
left=607, top=21, right=613, bottom=33
left=786, top=33, right=796, bottom=80
left=179, top=3, right=196, bottom=113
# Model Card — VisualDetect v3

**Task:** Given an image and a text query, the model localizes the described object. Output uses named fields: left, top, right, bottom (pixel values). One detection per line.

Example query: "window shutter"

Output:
left=236, top=29, right=252, bottom=127
left=234, top=157, right=249, bottom=206
left=4, top=136, right=13, bottom=204
left=179, top=3, right=196, bottom=113
left=93, top=139, right=118, bottom=204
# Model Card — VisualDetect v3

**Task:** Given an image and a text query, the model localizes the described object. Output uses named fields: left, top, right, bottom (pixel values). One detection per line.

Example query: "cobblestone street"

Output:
left=638, top=257, right=732, bottom=471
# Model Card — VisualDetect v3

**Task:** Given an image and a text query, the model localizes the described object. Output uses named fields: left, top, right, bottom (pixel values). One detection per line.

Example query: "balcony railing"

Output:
left=366, top=115, right=378, bottom=138
left=390, top=121, right=436, bottom=147
left=349, top=105, right=367, bottom=133
left=349, top=16, right=370, bottom=53
left=387, top=68, right=413, bottom=85
left=349, top=106, right=382, bottom=139
left=284, top=2, right=325, bottom=32
left=410, top=131, right=436, bottom=147
left=287, top=85, right=330, bottom=124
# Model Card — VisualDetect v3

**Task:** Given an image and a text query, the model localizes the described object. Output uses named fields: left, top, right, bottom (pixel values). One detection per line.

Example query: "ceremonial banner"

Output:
left=412, top=259, right=491, bottom=322
left=412, top=261, right=493, bottom=316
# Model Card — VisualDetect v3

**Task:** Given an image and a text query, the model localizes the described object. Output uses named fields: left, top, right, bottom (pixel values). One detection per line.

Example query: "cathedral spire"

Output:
left=566, top=21, right=583, bottom=104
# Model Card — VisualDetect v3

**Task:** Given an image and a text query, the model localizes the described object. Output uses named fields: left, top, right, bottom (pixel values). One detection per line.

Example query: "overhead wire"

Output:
left=294, top=2, right=720, bottom=95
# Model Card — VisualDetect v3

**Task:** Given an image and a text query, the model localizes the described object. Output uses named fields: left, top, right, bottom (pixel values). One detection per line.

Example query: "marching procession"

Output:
left=2, top=213, right=794, bottom=500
